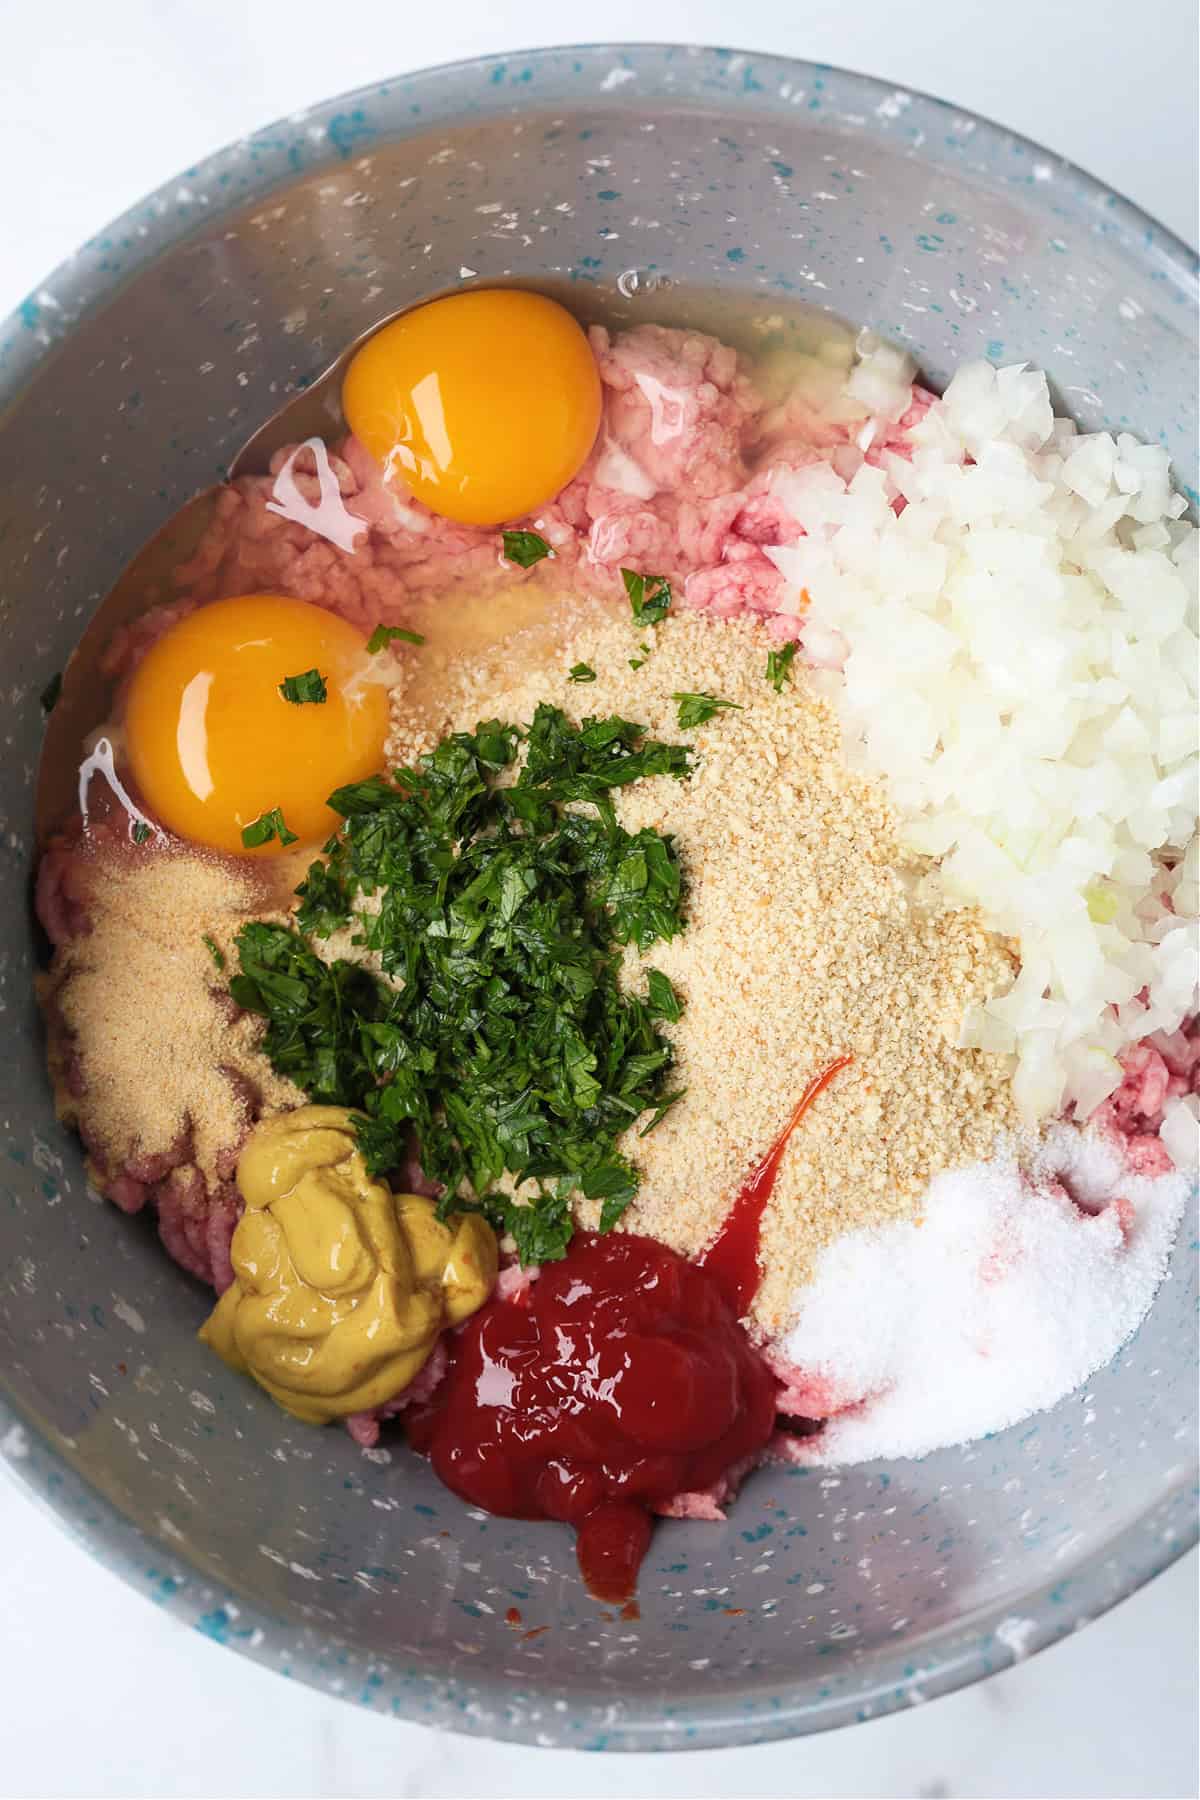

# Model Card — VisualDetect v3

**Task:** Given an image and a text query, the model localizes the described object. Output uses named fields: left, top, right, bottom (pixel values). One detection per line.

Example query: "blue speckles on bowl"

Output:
left=0, top=44, right=1196, bottom=1751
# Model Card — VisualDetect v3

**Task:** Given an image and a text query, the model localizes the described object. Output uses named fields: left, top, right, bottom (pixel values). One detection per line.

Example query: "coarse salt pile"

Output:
left=387, top=605, right=1017, bottom=1333
left=776, top=1118, right=1195, bottom=1465
left=765, top=358, right=1199, bottom=1128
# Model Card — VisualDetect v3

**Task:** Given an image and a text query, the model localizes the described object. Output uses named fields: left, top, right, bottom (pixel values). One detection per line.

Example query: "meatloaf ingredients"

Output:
left=147, top=324, right=927, bottom=650
left=230, top=705, right=693, bottom=1260
left=201, top=1106, right=497, bottom=1422
left=388, top=608, right=1019, bottom=1333
left=773, top=1117, right=1195, bottom=1465
left=405, top=1230, right=778, bottom=1602
left=36, top=841, right=301, bottom=1282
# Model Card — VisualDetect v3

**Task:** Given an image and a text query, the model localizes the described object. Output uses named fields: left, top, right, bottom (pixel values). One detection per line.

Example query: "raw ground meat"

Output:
left=652, top=1451, right=763, bottom=1522
left=1092, top=1028, right=1200, bottom=1176
left=63, top=1105, right=246, bottom=1292
left=344, top=1339, right=452, bottom=1448
left=98, top=321, right=938, bottom=686
left=494, top=1260, right=539, bottom=1303
left=156, top=1168, right=242, bottom=1292
left=35, top=838, right=95, bottom=948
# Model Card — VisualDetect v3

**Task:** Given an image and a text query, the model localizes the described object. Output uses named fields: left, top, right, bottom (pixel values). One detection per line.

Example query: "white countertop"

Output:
left=2, top=3, right=1196, bottom=1795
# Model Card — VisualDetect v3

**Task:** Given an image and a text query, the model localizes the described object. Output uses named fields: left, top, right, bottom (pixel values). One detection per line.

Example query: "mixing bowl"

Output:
left=1, top=45, right=1196, bottom=1751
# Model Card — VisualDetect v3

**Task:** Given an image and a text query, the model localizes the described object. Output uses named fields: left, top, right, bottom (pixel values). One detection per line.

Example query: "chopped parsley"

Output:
left=40, top=671, right=62, bottom=715
left=279, top=668, right=328, bottom=705
left=491, top=1185, right=575, bottom=1264
left=638, top=1088, right=687, bottom=1137
left=629, top=641, right=652, bottom=671
left=765, top=641, right=799, bottom=693
left=202, top=933, right=226, bottom=971
left=672, top=691, right=744, bottom=730
left=365, top=625, right=425, bottom=654
left=131, top=821, right=151, bottom=845
left=501, top=530, right=554, bottom=569
left=233, top=705, right=693, bottom=1260
left=568, top=662, right=597, bottom=684
left=645, top=968, right=682, bottom=1022
left=241, top=807, right=299, bottom=849
left=621, top=568, right=672, bottom=627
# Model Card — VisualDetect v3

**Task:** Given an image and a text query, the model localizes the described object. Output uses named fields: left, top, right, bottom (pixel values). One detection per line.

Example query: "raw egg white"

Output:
left=342, top=288, right=602, bottom=527
left=123, top=594, right=389, bottom=855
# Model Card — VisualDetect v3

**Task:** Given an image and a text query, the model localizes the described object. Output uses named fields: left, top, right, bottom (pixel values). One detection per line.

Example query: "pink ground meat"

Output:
left=1093, top=1028, right=1200, bottom=1176
left=98, top=321, right=938, bottom=685
left=652, top=1450, right=764, bottom=1522
left=35, top=839, right=95, bottom=948
left=344, top=1338, right=452, bottom=1448
left=591, top=322, right=757, bottom=498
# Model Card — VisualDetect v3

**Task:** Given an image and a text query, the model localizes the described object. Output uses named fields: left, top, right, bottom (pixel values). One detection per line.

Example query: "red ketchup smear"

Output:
left=697, top=1055, right=853, bottom=1314
left=405, top=1231, right=777, bottom=1604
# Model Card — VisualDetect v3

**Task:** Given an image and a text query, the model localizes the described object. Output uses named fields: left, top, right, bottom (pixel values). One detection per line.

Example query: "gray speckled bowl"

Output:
left=1, top=45, right=1196, bottom=1751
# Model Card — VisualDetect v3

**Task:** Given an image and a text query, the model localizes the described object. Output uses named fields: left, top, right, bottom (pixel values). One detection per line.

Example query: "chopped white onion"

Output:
left=768, top=356, right=1199, bottom=1125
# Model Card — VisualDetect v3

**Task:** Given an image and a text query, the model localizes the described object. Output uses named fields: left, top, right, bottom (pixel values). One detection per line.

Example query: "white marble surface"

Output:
left=1, top=2, right=1196, bottom=1795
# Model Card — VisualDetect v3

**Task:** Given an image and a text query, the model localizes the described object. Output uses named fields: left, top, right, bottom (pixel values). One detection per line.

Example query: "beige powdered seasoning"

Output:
left=40, top=848, right=301, bottom=1183
left=388, top=603, right=1017, bottom=1335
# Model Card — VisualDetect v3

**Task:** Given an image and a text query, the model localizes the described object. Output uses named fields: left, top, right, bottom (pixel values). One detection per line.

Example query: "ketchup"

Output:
left=406, top=1231, right=777, bottom=1602
left=697, top=1056, right=853, bottom=1314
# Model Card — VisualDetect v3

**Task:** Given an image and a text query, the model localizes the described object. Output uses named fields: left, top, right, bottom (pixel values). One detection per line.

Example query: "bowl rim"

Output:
left=1, top=40, right=1196, bottom=1752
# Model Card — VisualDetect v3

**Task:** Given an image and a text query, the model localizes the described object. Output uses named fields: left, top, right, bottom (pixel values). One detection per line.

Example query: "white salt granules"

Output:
left=778, top=1122, right=1194, bottom=1464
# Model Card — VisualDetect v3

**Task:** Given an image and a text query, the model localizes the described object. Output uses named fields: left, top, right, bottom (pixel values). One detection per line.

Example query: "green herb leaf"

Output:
left=232, top=706, right=692, bottom=1263
left=645, top=968, right=682, bottom=1022
left=293, top=858, right=350, bottom=938
left=765, top=641, right=799, bottom=693
left=39, top=671, right=63, bottom=715
left=131, top=821, right=151, bottom=845
left=638, top=1088, right=687, bottom=1137
left=241, top=807, right=299, bottom=849
left=491, top=1191, right=575, bottom=1265
left=621, top=568, right=672, bottom=626
left=279, top=668, right=328, bottom=705
left=365, top=625, right=426, bottom=654
left=568, top=662, right=597, bottom=684
left=672, top=691, right=744, bottom=730
left=202, top=933, right=226, bottom=971
left=501, top=530, right=553, bottom=569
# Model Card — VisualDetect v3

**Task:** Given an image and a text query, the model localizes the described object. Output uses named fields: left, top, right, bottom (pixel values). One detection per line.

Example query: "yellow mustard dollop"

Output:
left=199, top=1105, right=497, bottom=1423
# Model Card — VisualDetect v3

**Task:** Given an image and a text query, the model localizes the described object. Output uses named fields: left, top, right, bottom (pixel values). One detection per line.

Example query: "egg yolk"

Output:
left=123, top=594, right=389, bottom=855
left=342, top=289, right=602, bottom=527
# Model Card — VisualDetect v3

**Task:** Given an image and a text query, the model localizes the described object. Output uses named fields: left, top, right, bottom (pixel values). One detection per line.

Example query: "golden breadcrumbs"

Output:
left=388, top=603, right=1017, bottom=1335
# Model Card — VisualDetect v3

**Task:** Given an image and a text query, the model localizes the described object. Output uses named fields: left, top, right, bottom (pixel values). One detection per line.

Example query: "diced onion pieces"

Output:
left=768, top=358, right=1198, bottom=1125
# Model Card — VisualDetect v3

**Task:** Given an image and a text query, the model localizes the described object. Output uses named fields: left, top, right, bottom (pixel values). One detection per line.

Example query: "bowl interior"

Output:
left=1, top=47, right=1196, bottom=1749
